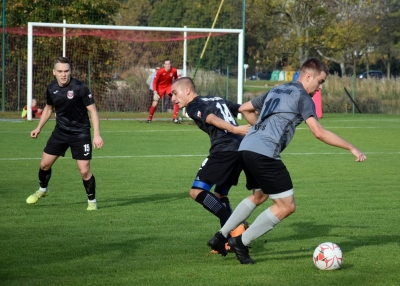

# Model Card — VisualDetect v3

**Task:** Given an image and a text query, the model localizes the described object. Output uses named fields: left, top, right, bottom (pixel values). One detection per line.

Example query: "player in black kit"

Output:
left=26, top=57, right=103, bottom=210
left=170, top=77, right=250, bottom=254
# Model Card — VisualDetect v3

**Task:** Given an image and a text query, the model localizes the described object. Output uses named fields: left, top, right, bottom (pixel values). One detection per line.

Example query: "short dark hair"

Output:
left=300, top=58, right=328, bottom=76
left=173, top=77, right=196, bottom=90
left=54, top=57, right=72, bottom=69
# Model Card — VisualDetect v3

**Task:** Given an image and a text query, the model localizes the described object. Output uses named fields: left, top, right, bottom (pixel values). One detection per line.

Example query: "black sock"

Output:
left=38, top=168, right=52, bottom=189
left=219, top=197, right=233, bottom=227
left=219, top=197, right=233, bottom=214
left=83, top=175, right=96, bottom=201
left=195, top=191, right=231, bottom=225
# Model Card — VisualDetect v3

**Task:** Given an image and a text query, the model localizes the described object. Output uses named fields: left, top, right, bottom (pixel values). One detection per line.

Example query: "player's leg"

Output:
left=190, top=186, right=231, bottom=227
left=227, top=193, right=294, bottom=264
left=26, top=153, right=59, bottom=204
left=172, top=102, right=180, bottom=122
left=76, top=160, right=97, bottom=210
left=147, top=94, right=160, bottom=122
left=212, top=151, right=262, bottom=238
left=228, top=151, right=294, bottom=264
left=26, top=133, right=67, bottom=204
left=191, top=154, right=240, bottom=226
left=71, top=137, right=97, bottom=210
left=219, top=189, right=267, bottom=237
left=240, top=192, right=294, bottom=247
left=213, top=186, right=233, bottom=226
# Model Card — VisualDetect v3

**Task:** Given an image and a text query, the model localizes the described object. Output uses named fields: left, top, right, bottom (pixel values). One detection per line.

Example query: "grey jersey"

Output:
left=239, top=81, right=318, bottom=159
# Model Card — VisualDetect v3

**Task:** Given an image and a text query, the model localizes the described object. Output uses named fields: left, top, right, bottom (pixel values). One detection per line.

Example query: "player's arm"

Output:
left=152, top=70, right=161, bottom=95
left=238, top=100, right=258, bottom=125
left=86, top=104, right=104, bottom=149
left=205, top=114, right=250, bottom=136
left=30, top=104, right=53, bottom=139
left=305, top=116, right=367, bottom=162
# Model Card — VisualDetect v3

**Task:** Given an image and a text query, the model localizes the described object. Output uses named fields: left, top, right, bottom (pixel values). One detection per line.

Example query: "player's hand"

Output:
left=351, top=148, right=367, bottom=162
left=30, top=128, right=41, bottom=139
left=153, top=91, right=160, bottom=101
left=93, top=135, right=104, bottom=150
left=233, top=124, right=251, bottom=136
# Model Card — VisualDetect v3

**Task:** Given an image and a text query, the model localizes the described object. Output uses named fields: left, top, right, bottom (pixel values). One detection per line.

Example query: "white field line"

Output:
left=0, top=126, right=399, bottom=135
left=0, top=129, right=198, bottom=134
left=1, top=152, right=399, bottom=161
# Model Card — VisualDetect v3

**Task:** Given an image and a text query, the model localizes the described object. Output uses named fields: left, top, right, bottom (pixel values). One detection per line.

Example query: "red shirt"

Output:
left=152, top=67, right=178, bottom=95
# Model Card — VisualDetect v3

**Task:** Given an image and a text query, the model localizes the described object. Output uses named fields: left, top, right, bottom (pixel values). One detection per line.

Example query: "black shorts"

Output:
left=192, top=151, right=242, bottom=195
left=239, top=150, right=293, bottom=195
left=44, top=130, right=92, bottom=160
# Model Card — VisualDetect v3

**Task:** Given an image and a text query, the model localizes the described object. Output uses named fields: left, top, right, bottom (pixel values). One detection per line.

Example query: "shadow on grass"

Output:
left=250, top=221, right=400, bottom=264
left=100, top=192, right=188, bottom=208
left=24, top=192, right=189, bottom=210
left=0, top=237, right=156, bottom=285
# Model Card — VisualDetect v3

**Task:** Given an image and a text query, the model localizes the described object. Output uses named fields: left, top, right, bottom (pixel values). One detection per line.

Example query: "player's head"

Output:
left=164, top=59, right=171, bottom=72
left=32, top=98, right=37, bottom=106
left=53, top=57, right=72, bottom=87
left=298, top=57, right=328, bottom=97
left=170, top=77, right=196, bottom=108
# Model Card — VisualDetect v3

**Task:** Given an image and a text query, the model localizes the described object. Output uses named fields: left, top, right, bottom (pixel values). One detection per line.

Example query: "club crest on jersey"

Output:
left=170, top=73, right=173, bottom=77
left=197, top=111, right=202, bottom=118
left=67, top=90, right=74, bottom=99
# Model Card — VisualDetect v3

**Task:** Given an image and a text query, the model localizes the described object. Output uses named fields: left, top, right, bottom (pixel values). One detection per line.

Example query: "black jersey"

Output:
left=186, top=96, right=243, bottom=153
left=46, top=78, right=95, bottom=136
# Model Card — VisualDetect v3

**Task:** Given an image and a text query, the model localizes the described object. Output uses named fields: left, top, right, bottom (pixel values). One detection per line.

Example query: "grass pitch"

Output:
left=1, top=114, right=399, bottom=286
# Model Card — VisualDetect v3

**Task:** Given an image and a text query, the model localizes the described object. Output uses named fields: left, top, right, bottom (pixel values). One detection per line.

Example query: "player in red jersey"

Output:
left=147, top=59, right=181, bottom=123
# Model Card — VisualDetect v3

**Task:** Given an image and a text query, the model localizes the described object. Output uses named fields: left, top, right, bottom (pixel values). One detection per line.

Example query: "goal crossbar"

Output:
left=27, top=22, right=244, bottom=120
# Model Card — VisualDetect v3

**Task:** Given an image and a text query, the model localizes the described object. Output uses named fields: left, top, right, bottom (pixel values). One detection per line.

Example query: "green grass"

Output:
left=244, top=80, right=279, bottom=94
left=1, top=114, right=400, bottom=286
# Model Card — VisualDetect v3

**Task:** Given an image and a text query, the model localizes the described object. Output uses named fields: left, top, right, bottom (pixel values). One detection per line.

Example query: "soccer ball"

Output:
left=313, top=242, right=343, bottom=270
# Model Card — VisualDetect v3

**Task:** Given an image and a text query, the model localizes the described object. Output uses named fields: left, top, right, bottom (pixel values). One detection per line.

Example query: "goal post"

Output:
left=26, top=22, right=244, bottom=120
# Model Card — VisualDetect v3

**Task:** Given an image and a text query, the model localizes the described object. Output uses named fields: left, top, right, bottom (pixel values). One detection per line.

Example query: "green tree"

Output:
left=114, top=0, right=152, bottom=26
left=5, top=0, right=122, bottom=110
left=316, top=0, right=377, bottom=77
left=246, top=0, right=331, bottom=70
left=8, top=0, right=121, bottom=26
left=148, top=0, right=242, bottom=73
left=374, top=0, right=400, bottom=78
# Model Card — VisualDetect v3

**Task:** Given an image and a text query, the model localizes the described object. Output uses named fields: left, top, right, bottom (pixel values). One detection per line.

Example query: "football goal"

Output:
left=25, top=22, right=244, bottom=120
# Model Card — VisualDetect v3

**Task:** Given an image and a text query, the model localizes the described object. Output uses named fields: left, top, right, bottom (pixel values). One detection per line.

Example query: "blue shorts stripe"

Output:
left=192, top=180, right=213, bottom=191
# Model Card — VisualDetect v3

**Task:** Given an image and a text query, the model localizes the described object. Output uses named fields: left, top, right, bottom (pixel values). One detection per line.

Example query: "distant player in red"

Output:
left=147, top=59, right=181, bottom=123
left=22, top=98, right=42, bottom=119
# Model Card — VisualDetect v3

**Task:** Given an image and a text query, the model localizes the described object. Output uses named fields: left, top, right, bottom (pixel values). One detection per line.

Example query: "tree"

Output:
left=8, top=0, right=121, bottom=26
left=315, top=0, right=378, bottom=77
left=5, top=0, right=122, bottom=110
left=246, top=0, right=331, bottom=70
left=373, top=0, right=400, bottom=78
left=114, top=0, right=152, bottom=26
left=148, top=0, right=242, bottom=72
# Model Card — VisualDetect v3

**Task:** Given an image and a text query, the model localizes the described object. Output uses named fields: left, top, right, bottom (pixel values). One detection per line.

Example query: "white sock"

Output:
left=88, top=199, right=97, bottom=203
left=220, top=198, right=256, bottom=237
left=242, top=207, right=280, bottom=246
left=39, top=187, right=47, bottom=192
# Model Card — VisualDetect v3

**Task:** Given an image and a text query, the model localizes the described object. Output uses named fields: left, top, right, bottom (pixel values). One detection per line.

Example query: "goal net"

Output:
left=20, top=23, right=244, bottom=119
